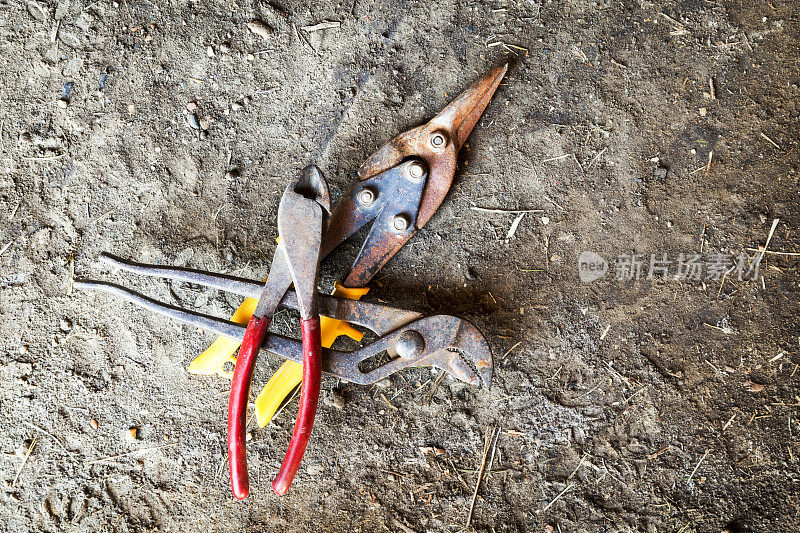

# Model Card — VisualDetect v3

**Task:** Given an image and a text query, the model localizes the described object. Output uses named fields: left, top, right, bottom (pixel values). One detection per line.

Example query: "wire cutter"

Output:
left=228, top=166, right=330, bottom=498
left=195, top=64, right=508, bottom=429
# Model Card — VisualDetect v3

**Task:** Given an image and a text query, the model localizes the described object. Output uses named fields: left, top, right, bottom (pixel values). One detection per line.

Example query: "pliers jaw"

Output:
left=356, top=64, right=508, bottom=228
left=251, top=165, right=330, bottom=321
left=276, top=165, right=330, bottom=319
left=285, top=164, right=331, bottom=216
left=438, top=318, right=493, bottom=389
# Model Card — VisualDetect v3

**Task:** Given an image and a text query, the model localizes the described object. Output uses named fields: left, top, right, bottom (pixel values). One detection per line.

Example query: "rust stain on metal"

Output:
left=357, top=64, right=508, bottom=228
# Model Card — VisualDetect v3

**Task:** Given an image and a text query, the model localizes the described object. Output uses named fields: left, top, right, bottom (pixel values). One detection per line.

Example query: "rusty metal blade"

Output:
left=429, top=63, right=508, bottom=152
left=356, top=65, right=508, bottom=228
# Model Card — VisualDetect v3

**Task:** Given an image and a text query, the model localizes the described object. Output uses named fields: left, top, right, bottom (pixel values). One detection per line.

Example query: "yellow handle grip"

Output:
left=188, top=295, right=259, bottom=378
left=188, top=282, right=369, bottom=426
left=254, top=283, right=369, bottom=427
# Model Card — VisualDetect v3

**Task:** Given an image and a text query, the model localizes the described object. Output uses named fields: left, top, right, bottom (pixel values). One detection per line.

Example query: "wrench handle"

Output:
left=228, top=314, right=271, bottom=500
left=272, top=316, right=322, bottom=495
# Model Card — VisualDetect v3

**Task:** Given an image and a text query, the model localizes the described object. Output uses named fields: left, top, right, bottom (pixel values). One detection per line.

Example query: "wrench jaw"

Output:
left=390, top=316, right=493, bottom=388
left=451, top=319, right=494, bottom=388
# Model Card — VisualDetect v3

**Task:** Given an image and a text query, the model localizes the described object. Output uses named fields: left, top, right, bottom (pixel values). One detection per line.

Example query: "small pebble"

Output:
left=187, top=113, right=200, bottom=130
left=198, top=116, right=211, bottom=130
left=90, top=419, right=99, bottom=430
left=464, top=266, right=478, bottom=281
left=247, top=20, right=273, bottom=40
left=219, top=43, right=230, bottom=53
left=326, top=390, right=346, bottom=409
left=206, top=45, right=215, bottom=57
left=57, top=98, right=69, bottom=108
left=699, top=107, right=707, bottom=117
left=572, top=426, right=585, bottom=445
left=186, top=101, right=198, bottom=111
left=653, top=166, right=668, bottom=182
left=246, top=432, right=252, bottom=442
left=246, top=53, right=255, bottom=61
left=128, top=427, right=138, bottom=440
left=127, top=103, right=135, bottom=115
left=307, top=463, right=324, bottom=476
left=231, top=102, right=242, bottom=111
left=59, top=319, right=72, bottom=332
left=541, top=215, right=550, bottom=225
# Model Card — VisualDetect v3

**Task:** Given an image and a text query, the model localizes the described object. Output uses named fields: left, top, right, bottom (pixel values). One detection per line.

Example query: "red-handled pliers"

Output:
left=228, top=166, right=330, bottom=499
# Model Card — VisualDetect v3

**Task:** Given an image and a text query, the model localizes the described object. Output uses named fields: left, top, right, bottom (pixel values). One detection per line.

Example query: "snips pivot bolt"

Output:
left=428, top=131, right=447, bottom=151
left=405, top=160, right=425, bottom=181
left=357, top=188, right=376, bottom=207
left=391, top=214, right=410, bottom=232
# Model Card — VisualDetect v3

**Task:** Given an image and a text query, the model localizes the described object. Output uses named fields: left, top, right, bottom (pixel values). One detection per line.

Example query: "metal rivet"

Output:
left=391, top=214, right=410, bottom=232
left=395, top=330, right=425, bottom=359
left=357, top=188, right=376, bottom=207
left=406, top=161, right=425, bottom=181
left=429, top=132, right=447, bottom=150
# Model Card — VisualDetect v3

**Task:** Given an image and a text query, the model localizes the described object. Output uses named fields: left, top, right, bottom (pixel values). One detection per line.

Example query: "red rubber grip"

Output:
left=272, top=316, right=322, bottom=495
left=228, top=314, right=271, bottom=500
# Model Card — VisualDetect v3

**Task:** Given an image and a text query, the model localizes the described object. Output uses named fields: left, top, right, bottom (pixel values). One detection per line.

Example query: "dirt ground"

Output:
left=1, top=0, right=799, bottom=531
